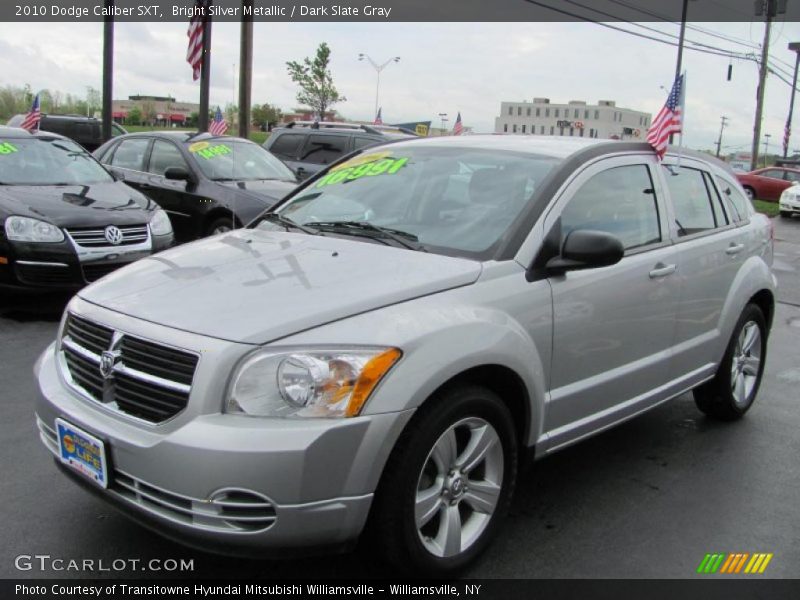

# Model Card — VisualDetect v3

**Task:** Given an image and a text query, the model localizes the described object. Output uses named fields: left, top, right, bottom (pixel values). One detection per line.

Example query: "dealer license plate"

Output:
left=56, top=418, right=109, bottom=489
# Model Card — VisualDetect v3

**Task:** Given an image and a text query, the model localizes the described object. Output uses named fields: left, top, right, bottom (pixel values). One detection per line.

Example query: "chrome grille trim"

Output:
left=66, top=224, right=149, bottom=247
left=59, top=313, right=199, bottom=424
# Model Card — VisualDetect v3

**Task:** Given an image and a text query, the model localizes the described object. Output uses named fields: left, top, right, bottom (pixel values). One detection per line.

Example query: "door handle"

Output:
left=649, top=263, right=677, bottom=278
left=726, top=243, right=745, bottom=255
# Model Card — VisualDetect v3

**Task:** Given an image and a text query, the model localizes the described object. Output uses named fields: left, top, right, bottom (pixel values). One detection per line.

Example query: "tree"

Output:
left=140, top=100, right=157, bottom=125
left=251, top=102, right=282, bottom=130
left=126, top=106, right=142, bottom=126
left=286, top=42, right=345, bottom=119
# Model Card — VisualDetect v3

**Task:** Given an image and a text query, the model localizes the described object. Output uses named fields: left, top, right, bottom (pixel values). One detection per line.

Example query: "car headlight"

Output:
left=148, top=208, right=173, bottom=236
left=4, top=216, right=64, bottom=243
left=226, top=347, right=402, bottom=418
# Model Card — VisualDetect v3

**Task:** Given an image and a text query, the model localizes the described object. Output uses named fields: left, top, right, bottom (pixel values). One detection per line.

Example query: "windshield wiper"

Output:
left=260, top=213, right=320, bottom=235
left=307, top=221, right=426, bottom=251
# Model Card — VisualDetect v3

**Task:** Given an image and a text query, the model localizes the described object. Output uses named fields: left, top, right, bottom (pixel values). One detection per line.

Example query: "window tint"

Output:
left=110, top=138, right=150, bottom=171
left=71, top=122, right=97, bottom=141
left=148, top=140, right=188, bottom=176
left=784, top=170, right=800, bottom=182
left=301, top=135, right=349, bottom=165
left=759, top=169, right=784, bottom=180
left=663, top=166, right=718, bottom=236
left=703, top=171, right=729, bottom=226
left=715, top=177, right=751, bottom=222
left=561, top=164, right=661, bottom=251
left=269, top=133, right=305, bottom=159
left=353, top=137, right=378, bottom=150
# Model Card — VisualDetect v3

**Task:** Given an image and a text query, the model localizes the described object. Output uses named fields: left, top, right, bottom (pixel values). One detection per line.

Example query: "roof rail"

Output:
left=282, top=120, right=418, bottom=136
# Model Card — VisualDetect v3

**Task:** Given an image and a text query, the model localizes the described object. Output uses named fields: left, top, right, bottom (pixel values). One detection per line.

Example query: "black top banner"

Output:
left=4, top=0, right=800, bottom=23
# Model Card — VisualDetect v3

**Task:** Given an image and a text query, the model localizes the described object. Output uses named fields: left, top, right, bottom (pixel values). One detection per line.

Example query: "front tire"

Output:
left=206, top=216, right=237, bottom=237
left=368, top=385, right=518, bottom=576
left=780, top=211, right=792, bottom=218
left=694, top=304, right=767, bottom=420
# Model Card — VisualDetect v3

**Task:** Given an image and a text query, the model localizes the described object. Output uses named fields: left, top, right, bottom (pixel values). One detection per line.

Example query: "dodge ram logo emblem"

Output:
left=104, top=225, right=123, bottom=245
left=99, top=350, right=120, bottom=379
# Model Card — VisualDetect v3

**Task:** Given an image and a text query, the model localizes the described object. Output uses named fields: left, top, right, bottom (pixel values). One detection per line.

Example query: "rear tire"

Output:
left=743, top=186, right=756, bottom=201
left=368, top=384, right=518, bottom=576
left=206, top=216, right=237, bottom=237
left=694, top=304, right=767, bottom=421
left=780, top=211, right=792, bottom=218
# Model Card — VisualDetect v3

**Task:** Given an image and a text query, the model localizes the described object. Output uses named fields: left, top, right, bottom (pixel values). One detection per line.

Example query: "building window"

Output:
left=517, top=106, right=522, bottom=116
left=545, top=108, right=550, bottom=117
left=522, top=124, right=526, bottom=133
left=526, top=107, right=531, bottom=116
left=584, top=109, right=589, bottom=119
left=555, top=108, right=560, bottom=118
left=590, top=128, right=594, bottom=137
left=570, top=127, right=574, bottom=136
left=508, top=106, right=513, bottom=116
left=540, top=125, right=545, bottom=134
left=594, top=110, right=599, bottom=119
left=536, top=108, right=541, bottom=117
left=559, top=127, right=565, bottom=136
left=513, top=124, right=517, bottom=133
left=504, top=123, right=508, bottom=132
left=574, top=109, right=579, bottom=118
left=550, top=126, right=554, bottom=135
left=580, top=128, right=584, bottom=137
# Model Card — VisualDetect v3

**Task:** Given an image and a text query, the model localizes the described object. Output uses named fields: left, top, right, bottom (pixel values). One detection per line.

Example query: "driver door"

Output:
left=540, top=155, right=681, bottom=451
left=144, top=140, right=199, bottom=242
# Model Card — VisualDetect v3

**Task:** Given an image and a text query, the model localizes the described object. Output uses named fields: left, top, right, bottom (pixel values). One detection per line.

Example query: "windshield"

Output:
left=258, top=145, right=561, bottom=259
left=0, top=137, right=114, bottom=185
left=188, top=140, right=296, bottom=182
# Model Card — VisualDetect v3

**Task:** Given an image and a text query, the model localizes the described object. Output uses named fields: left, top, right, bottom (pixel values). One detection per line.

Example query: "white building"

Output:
left=494, top=98, right=652, bottom=141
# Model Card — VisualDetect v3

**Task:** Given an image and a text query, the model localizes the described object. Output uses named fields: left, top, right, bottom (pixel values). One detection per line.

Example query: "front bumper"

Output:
left=779, top=197, right=800, bottom=214
left=0, top=232, right=173, bottom=292
left=34, top=342, right=413, bottom=555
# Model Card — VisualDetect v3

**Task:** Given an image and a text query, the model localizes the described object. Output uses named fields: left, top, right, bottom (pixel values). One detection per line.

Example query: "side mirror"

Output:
left=546, top=229, right=624, bottom=274
left=164, top=166, right=192, bottom=181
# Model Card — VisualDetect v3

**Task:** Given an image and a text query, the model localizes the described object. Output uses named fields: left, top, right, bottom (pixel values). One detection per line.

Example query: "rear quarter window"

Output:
left=715, top=176, right=752, bottom=222
left=268, top=133, right=305, bottom=160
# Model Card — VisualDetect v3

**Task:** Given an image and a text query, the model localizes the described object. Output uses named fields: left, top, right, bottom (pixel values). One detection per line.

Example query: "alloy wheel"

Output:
left=731, top=320, right=761, bottom=407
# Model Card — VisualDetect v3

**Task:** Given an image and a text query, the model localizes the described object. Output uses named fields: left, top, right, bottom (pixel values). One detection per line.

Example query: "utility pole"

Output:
left=715, top=115, right=729, bottom=157
left=751, top=0, right=785, bottom=171
left=238, top=0, right=253, bottom=139
left=764, top=133, right=772, bottom=166
left=783, top=42, right=800, bottom=158
left=101, top=0, right=114, bottom=142
left=669, top=0, right=689, bottom=144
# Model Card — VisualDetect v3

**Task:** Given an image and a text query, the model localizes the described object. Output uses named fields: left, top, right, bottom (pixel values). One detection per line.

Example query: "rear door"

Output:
left=267, top=132, right=306, bottom=174
left=658, top=158, right=745, bottom=382
left=542, top=155, right=681, bottom=450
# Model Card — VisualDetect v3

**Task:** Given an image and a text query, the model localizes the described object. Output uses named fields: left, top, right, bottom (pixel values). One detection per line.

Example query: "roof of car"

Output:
left=0, top=125, right=71, bottom=141
left=115, top=131, right=250, bottom=144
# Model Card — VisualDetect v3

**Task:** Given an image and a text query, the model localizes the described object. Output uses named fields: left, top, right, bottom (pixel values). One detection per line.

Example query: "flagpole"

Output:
left=198, top=9, right=213, bottom=132
left=676, top=71, right=686, bottom=169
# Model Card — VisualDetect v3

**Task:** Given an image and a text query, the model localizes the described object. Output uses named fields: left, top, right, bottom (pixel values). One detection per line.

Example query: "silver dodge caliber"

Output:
left=34, top=136, right=776, bottom=575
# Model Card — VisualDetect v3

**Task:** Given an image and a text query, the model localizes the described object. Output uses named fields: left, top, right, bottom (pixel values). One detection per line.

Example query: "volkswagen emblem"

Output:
left=104, top=225, right=124, bottom=245
left=99, top=350, right=120, bottom=380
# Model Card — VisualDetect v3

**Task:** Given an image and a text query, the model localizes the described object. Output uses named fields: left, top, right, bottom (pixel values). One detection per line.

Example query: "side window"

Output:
left=784, top=170, right=800, bottom=183
left=301, top=135, right=349, bottom=165
left=560, top=164, right=661, bottom=251
left=148, top=140, right=189, bottom=176
left=760, top=169, right=784, bottom=180
left=703, top=172, right=729, bottom=226
left=268, top=133, right=304, bottom=160
left=663, top=166, right=718, bottom=236
left=109, top=138, right=150, bottom=171
left=353, top=137, right=378, bottom=150
left=715, top=177, right=751, bottom=222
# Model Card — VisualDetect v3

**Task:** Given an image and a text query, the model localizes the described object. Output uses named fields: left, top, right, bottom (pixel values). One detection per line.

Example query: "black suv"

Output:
left=6, top=114, right=127, bottom=152
left=265, top=121, right=417, bottom=180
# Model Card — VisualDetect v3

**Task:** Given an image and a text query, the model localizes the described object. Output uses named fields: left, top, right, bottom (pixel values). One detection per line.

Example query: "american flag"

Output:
left=20, top=93, right=41, bottom=132
left=209, top=106, right=228, bottom=136
left=646, top=74, right=684, bottom=159
left=374, top=107, right=382, bottom=125
left=452, top=111, right=463, bottom=136
left=186, top=0, right=208, bottom=81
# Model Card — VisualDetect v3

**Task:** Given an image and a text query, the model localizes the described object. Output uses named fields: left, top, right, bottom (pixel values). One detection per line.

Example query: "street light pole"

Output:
left=764, top=133, right=772, bottom=167
left=783, top=42, right=800, bottom=158
left=438, top=113, right=448, bottom=136
left=358, top=54, right=400, bottom=118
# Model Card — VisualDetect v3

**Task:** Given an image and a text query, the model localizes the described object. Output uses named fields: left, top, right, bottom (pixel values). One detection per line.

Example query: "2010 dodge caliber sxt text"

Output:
left=34, top=136, right=776, bottom=575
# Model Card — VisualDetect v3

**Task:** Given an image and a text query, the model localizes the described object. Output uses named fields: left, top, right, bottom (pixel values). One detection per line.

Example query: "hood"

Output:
left=216, top=179, right=296, bottom=206
left=79, top=229, right=482, bottom=344
left=0, top=181, right=156, bottom=227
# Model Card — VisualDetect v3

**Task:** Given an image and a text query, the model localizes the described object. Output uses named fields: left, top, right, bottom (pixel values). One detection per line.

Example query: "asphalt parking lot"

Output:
left=1, top=216, right=799, bottom=580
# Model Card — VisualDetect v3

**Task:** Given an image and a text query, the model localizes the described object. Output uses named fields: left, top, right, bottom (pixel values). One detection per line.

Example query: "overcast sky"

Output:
left=2, top=20, right=800, bottom=153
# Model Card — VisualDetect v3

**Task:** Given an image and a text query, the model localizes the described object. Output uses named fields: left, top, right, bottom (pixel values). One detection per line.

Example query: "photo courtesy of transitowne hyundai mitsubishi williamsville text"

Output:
left=34, top=135, right=775, bottom=576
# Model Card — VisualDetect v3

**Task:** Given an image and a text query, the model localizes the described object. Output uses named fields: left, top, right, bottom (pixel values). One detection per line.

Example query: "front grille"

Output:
left=15, top=263, right=76, bottom=286
left=66, top=224, right=149, bottom=247
left=82, top=262, right=130, bottom=283
left=61, top=314, right=199, bottom=423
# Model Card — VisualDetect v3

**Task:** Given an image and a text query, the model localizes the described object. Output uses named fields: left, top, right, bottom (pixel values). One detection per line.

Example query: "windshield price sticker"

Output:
left=316, top=156, right=409, bottom=188
left=0, top=142, right=19, bottom=154
left=190, top=142, right=232, bottom=160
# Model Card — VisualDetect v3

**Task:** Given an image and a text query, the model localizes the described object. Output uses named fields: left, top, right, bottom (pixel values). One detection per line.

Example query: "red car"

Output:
left=736, top=166, right=800, bottom=201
